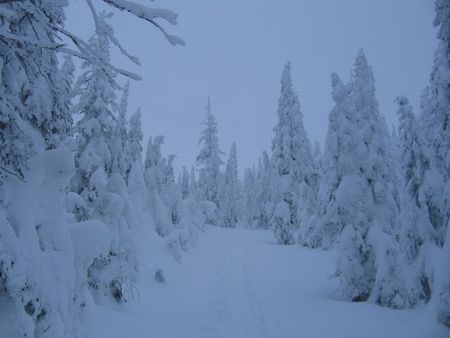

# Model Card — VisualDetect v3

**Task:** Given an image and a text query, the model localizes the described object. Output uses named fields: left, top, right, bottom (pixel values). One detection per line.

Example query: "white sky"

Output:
left=66, top=0, right=436, bottom=175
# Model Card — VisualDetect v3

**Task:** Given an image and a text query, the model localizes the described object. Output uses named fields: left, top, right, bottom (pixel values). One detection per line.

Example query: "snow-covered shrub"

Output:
left=87, top=173, right=138, bottom=304
left=273, top=200, right=295, bottom=245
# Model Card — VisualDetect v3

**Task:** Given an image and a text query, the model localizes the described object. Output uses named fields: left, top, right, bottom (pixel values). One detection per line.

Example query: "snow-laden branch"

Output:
left=57, top=46, right=142, bottom=81
left=100, top=0, right=185, bottom=46
left=101, top=0, right=178, bottom=25
left=108, top=32, right=141, bottom=66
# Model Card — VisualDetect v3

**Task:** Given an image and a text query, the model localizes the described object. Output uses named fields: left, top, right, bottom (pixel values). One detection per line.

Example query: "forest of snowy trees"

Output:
left=0, top=0, right=449, bottom=337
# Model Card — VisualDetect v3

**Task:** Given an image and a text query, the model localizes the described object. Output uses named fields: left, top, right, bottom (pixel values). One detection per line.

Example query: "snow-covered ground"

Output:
left=86, top=226, right=448, bottom=338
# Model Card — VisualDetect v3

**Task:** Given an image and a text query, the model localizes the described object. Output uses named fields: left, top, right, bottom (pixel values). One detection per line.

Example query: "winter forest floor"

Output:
left=86, top=227, right=448, bottom=338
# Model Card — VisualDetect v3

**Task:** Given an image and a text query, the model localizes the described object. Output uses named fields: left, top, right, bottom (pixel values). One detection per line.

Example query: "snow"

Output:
left=84, top=227, right=448, bottom=338
left=69, top=220, right=111, bottom=268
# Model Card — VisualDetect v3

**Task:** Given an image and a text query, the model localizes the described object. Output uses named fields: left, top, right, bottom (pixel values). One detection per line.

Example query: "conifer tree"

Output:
left=417, top=0, right=450, bottom=247
left=181, top=167, right=190, bottom=200
left=254, top=151, right=273, bottom=229
left=426, top=0, right=450, bottom=326
left=196, top=97, right=224, bottom=225
left=111, top=82, right=130, bottom=178
left=145, top=136, right=165, bottom=194
left=270, top=62, right=314, bottom=244
left=323, top=51, right=401, bottom=304
left=394, top=96, right=435, bottom=308
left=243, top=167, right=258, bottom=227
left=221, top=142, right=242, bottom=227
left=72, top=13, right=119, bottom=201
left=128, top=108, right=143, bottom=166
left=190, top=166, right=198, bottom=199
left=312, top=73, right=352, bottom=248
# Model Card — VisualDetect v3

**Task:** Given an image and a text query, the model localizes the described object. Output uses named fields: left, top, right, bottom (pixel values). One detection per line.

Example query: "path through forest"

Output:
left=87, top=227, right=447, bottom=338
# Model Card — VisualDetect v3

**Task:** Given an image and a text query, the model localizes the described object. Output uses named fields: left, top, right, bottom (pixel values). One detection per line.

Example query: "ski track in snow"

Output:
left=198, top=230, right=268, bottom=338
left=87, top=226, right=449, bottom=338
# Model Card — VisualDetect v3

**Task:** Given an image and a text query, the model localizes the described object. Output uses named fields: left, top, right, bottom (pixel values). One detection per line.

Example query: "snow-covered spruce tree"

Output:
left=418, top=0, right=450, bottom=248
left=413, top=86, right=447, bottom=249
left=111, top=81, right=130, bottom=178
left=423, top=0, right=450, bottom=326
left=312, top=140, right=323, bottom=199
left=325, top=51, right=402, bottom=305
left=180, top=166, right=190, bottom=200
left=243, top=166, right=258, bottom=227
left=72, top=12, right=118, bottom=204
left=59, top=54, right=76, bottom=138
left=396, top=96, right=431, bottom=211
left=162, top=154, right=183, bottom=225
left=196, top=97, right=225, bottom=225
left=311, top=73, right=353, bottom=248
left=270, top=62, right=314, bottom=245
left=190, top=165, right=198, bottom=200
left=221, top=142, right=242, bottom=228
left=254, top=151, right=274, bottom=229
left=127, top=108, right=143, bottom=169
left=144, top=136, right=182, bottom=233
left=428, top=0, right=450, bottom=183
left=394, top=96, right=436, bottom=308
left=144, top=136, right=172, bottom=236
left=297, top=139, right=323, bottom=245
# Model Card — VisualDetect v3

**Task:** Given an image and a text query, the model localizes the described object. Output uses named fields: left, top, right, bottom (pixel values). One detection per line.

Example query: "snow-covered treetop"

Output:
left=225, top=142, right=238, bottom=184
left=395, top=96, right=418, bottom=158
left=74, top=12, right=118, bottom=126
left=272, top=62, right=313, bottom=180
left=145, top=136, right=165, bottom=169
left=331, top=73, right=347, bottom=104
left=350, top=49, right=378, bottom=114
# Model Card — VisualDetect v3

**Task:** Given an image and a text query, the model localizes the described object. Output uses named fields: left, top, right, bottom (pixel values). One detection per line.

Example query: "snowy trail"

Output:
left=87, top=227, right=448, bottom=338
left=197, top=229, right=268, bottom=338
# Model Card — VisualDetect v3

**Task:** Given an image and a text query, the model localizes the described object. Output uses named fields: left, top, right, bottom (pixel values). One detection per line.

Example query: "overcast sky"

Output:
left=67, top=0, right=436, bottom=175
